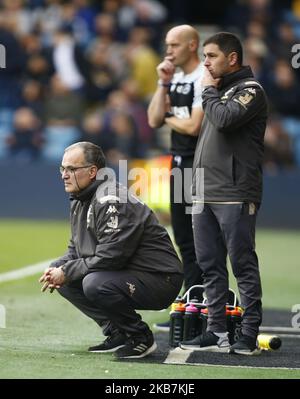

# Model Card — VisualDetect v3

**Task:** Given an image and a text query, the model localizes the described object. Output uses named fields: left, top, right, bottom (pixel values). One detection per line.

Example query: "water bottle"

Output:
left=200, top=303, right=243, bottom=345
left=200, top=307, right=208, bottom=334
left=183, top=303, right=202, bottom=341
left=257, top=334, right=282, bottom=350
left=170, top=296, right=183, bottom=312
left=169, top=302, right=185, bottom=347
left=226, top=306, right=243, bottom=345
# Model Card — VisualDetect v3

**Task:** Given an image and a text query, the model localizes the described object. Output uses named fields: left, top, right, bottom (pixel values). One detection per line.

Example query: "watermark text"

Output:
left=291, top=304, right=300, bottom=328
left=0, top=44, right=6, bottom=69
left=291, top=44, right=300, bottom=69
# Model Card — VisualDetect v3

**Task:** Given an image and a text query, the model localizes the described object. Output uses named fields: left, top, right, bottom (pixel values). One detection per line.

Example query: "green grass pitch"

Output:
left=0, top=219, right=300, bottom=379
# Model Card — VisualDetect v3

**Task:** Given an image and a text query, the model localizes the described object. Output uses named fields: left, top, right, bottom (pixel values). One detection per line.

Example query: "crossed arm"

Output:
left=147, top=86, right=204, bottom=136
left=147, top=57, right=204, bottom=136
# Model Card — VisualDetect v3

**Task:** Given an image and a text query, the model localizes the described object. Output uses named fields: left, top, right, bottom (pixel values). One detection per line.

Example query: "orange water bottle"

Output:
left=226, top=306, right=243, bottom=345
left=169, top=302, right=186, bottom=347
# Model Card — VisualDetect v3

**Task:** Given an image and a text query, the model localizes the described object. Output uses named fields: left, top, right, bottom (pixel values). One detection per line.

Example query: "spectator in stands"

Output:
left=120, top=78, right=154, bottom=153
left=243, top=33, right=272, bottom=91
left=102, top=88, right=130, bottom=133
left=21, top=79, right=44, bottom=117
left=0, top=0, right=299, bottom=170
left=22, top=31, right=54, bottom=85
left=85, top=40, right=118, bottom=103
left=1, top=0, right=33, bottom=35
left=268, top=59, right=300, bottom=166
left=102, top=0, right=120, bottom=15
left=272, top=22, right=298, bottom=62
left=223, top=0, right=281, bottom=37
left=43, top=75, right=83, bottom=161
left=268, top=59, right=300, bottom=119
left=44, top=74, right=84, bottom=127
left=125, top=26, right=160, bottom=100
left=108, top=110, right=140, bottom=159
left=73, top=0, right=98, bottom=41
left=118, top=0, right=167, bottom=48
left=264, top=116, right=295, bottom=172
left=26, top=52, right=52, bottom=85
left=32, top=0, right=64, bottom=46
left=6, top=107, right=42, bottom=162
left=80, top=112, right=114, bottom=154
left=50, top=25, right=89, bottom=92
left=88, top=12, right=126, bottom=81
left=58, top=0, right=96, bottom=47
left=0, top=18, right=26, bottom=157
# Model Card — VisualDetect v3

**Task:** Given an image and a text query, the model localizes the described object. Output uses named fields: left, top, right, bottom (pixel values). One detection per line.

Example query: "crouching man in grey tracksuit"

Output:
left=39, top=141, right=183, bottom=359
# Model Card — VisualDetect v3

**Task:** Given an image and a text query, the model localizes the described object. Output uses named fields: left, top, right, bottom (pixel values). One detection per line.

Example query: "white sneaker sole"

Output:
left=116, top=342, right=158, bottom=359
left=229, top=348, right=261, bottom=356
left=89, top=344, right=125, bottom=353
left=180, top=344, right=230, bottom=353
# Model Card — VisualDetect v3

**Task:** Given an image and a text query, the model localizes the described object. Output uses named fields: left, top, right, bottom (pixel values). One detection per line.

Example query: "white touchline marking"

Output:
left=0, top=259, right=55, bottom=283
left=260, top=326, right=300, bottom=334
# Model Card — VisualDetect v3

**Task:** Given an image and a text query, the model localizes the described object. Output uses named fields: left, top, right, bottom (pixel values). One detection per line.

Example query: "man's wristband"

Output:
left=158, top=79, right=171, bottom=88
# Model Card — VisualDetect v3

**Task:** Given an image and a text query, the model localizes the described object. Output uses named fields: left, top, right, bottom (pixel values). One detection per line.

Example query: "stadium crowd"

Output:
left=0, top=0, right=299, bottom=172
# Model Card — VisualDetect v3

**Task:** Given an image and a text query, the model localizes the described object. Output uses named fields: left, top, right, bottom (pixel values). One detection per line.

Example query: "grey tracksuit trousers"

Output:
left=192, top=203, right=262, bottom=339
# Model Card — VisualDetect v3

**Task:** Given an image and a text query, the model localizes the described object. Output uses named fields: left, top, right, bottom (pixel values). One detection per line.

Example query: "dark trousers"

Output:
left=192, top=203, right=262, bottom=338
left=170, top=155, right=203, bottom=290
left=58, top=269, right=182, bottom=337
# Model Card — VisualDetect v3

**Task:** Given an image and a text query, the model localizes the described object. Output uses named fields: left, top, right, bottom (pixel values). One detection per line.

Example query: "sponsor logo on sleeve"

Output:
left=104, top=215, right=121, bottom=233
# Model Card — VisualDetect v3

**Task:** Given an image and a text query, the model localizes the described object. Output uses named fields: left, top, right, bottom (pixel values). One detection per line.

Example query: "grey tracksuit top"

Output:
left=192, top=66, right=268, bottom=203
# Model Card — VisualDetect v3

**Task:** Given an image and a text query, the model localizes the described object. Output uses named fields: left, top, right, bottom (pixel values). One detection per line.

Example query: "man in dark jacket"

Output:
left=180, top=32, right=268, bottom=355
left=148, top=25, right=204, bottom=331
left=39, top=141, right=183, bottom=359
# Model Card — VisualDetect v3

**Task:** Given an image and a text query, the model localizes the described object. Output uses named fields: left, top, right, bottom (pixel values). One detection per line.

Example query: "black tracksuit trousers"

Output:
left=58, top=269, right=182, bottom=337
left=192, top=203, right=262, bottom=339
left=170, top=155, right=203, bottom=290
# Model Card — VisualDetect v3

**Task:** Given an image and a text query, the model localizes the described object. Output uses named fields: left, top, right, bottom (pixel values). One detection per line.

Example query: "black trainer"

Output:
left=88, top=332, right=126, bottom=353
left=180, top=331, right=230, bottom=352
left=114, top=333, right=157, bottom=359
left=153, top=320, right=170, bottom=332
left=229, top=334, right=261, bottom=356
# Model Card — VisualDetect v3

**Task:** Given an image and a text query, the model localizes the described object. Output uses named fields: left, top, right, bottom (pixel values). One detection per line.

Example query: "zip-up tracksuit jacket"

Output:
left=51, top=177, right=183, bottom=338
left=51, top=178, right=183, bottom=281
left=192, top=66, right=268, bottom=203
left=191, top=66, right=268, bottom=339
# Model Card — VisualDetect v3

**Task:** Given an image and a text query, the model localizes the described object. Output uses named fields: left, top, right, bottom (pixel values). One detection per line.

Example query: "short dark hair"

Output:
left=65, top=142, right=106, bottom=169
left=203, top=32, right=243, bottom=65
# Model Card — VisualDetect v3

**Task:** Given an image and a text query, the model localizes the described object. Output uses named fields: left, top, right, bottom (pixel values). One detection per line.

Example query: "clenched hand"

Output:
left=39, top=267, right=66, bottom=293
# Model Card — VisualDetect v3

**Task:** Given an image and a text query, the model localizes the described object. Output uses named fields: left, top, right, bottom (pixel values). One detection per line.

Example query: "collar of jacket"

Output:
left=219, top=65, right=254, bottom=90
left=70, top=180, right=102, bottom=203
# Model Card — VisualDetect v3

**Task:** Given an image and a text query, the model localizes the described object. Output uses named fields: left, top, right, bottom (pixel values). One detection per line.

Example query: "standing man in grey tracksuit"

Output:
left=180, top=32, right=268, bottom=355
left=39, top=141, right=183, bottom=359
